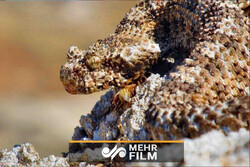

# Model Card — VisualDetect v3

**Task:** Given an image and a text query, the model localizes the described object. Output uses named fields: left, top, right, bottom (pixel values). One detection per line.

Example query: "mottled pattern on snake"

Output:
left=60, top=0, right=249, bottom=140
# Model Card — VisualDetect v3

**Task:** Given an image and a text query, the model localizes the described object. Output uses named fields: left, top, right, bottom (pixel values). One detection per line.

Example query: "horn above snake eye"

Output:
left=67, top=45, right=83, bottom=61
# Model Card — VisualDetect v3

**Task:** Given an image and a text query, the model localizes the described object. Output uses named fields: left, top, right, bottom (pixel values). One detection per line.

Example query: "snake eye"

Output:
left=85, top=56, right=101, bottom=70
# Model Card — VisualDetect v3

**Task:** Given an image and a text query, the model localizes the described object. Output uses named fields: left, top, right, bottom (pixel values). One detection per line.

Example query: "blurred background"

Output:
left=0, top=1, right=137, bottom=157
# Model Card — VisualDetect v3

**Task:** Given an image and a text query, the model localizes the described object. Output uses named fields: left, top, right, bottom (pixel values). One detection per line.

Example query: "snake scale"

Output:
left=60, top=0, right=249, bottom=140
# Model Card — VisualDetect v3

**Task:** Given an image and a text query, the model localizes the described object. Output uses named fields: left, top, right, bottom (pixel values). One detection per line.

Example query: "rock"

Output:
left=0, top=143, right=69, bottom=167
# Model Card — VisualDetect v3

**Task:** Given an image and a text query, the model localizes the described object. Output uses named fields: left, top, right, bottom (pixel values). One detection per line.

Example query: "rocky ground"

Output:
left=1, top=128, right=249, bottom=166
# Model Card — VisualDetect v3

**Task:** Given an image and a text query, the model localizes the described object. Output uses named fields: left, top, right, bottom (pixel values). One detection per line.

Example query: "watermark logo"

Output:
left=69, top=140, right=184, bottom=163
left=101, top=145, right=126, bottom=160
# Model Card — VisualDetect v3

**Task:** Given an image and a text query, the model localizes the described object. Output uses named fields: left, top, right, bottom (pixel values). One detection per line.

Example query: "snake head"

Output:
left=60, top=45, right=126, bottom=94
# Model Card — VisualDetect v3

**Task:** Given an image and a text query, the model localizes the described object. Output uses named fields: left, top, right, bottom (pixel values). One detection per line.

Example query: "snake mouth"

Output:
left=60, top=65, right=104, bottom=94
left=60, top=64, right=81, bottom=94
left=60, top=62, right=126, bottom=94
